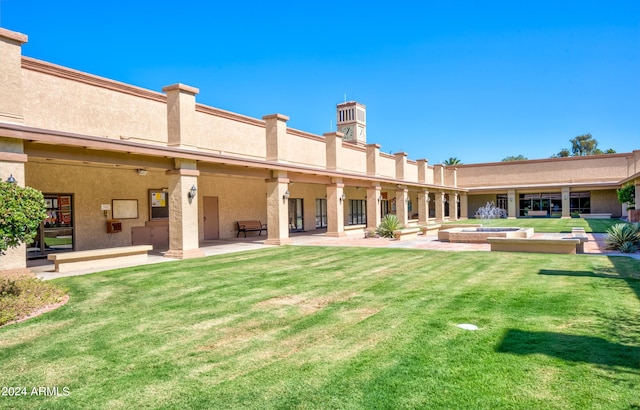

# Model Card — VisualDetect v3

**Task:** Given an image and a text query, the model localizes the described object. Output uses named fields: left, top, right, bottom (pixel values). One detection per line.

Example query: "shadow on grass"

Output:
left=539, top=257, right=640, bottom=302
left=496, top=329, right=640, bottom=370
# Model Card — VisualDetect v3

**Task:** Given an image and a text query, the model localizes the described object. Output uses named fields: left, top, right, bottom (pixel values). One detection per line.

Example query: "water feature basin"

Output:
left=438, top=227, right=534, bottom=243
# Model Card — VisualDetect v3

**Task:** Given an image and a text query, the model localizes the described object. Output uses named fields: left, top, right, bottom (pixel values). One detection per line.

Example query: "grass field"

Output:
left=450, top=217, right=624, bottom=233
left=1, top=246, right=639, bottom=409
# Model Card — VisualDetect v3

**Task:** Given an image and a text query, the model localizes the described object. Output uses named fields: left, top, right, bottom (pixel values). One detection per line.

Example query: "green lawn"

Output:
left=450, top=217, right=625, bottom=233
left=1, top=247, right=639, bottom=409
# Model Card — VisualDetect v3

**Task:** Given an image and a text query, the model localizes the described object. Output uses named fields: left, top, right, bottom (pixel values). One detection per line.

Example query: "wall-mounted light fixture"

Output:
left=340, top=193, right=346, bottom=203
left=137, top=169, right=148, bottom=176
left=563, top=195, right=569, bottom=200
left=405, top=197, right=410, bottom=203
left=426, top=196, right=431, bottom=202
left=6, top=174, right=16, bottom=184
left=509, top=197, right=513, bottom=202
left=378, top=195, right=383, bottom=203
left=188, top=185, right=197, bottom=204
left=283, top=190, right=290, bottom=202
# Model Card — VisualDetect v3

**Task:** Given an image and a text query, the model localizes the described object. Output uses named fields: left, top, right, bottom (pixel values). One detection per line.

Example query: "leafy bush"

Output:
left=604, top=223, right=640, bottom=253
left=0, top=182, right=47, bottom=253
left=616, top=184, right=635, bottom=206
left=376, top=214, right=402, bottom=238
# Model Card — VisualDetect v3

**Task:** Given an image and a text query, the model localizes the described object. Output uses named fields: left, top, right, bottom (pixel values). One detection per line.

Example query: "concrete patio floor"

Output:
left=28, top=231, right=638, bottom=280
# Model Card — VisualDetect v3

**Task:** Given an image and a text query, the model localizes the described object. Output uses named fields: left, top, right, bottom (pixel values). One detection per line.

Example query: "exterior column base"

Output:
left=264, top=238, right=292, bottom=245
left=164, top=249, right=205, bottom=259
left=325, top=231, right=348, bottom=237
left=507, top=217, right=517, bottom=220
left=561, top=216, right=572, bottom=219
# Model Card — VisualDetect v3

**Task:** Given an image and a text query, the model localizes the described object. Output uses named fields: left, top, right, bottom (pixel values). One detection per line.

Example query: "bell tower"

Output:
left=336, top=101, right=366, bottom=144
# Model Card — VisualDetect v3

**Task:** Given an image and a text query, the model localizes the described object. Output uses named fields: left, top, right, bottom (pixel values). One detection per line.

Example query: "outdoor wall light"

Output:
left=426, top=196, right=431, bottom=202
left=283, top=190, right=290, bottom=202
left=137, top=169, right=148, bottom=176
left=563, top=195, right=569, bottom=200
left=340, top=193, right=346, bottom=203
left=405, top=197, right=410, bottom=203
left=6, top=174, right=16, bottom=184
left=188, top=185, right=197, bottom=204
left=378, top=195, right=383, bottom=203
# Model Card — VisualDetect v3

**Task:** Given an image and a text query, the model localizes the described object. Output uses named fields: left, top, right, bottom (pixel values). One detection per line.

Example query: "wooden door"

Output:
left=203, top=196, right=219, bottom=240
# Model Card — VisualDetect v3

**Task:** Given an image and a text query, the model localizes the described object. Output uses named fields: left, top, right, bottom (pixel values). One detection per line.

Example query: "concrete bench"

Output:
left=420, top=224, right=441, bottom=235
left=393, top=227, right=420, bottom=241
left=579, top=213, right=612, bottom=219
left=527, top=210, right=547, bottom=217
left=487, top=237, right=580, bottom=254
left=47, top=245, right=153, bottom=273
left=569, top=228, right=588, bottom=253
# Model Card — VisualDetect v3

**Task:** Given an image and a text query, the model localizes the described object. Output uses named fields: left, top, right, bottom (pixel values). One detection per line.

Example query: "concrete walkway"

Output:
left=29, top=231, right=639, bottom=280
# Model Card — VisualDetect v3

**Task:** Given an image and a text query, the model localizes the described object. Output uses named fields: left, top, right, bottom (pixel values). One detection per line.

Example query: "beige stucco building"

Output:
left=1, top=28, right=639, bottom=269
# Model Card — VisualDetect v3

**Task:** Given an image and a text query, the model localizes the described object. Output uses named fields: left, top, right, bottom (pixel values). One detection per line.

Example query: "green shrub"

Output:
left=376, top=214, right=402, bottom=238
left=604, top=223, right=640, bottom=253
left=0, top=182, right=47, bottom=253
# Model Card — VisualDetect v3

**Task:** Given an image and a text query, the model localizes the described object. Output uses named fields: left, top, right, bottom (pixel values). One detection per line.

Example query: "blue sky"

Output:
left=2, top=0, right=638, bottom=164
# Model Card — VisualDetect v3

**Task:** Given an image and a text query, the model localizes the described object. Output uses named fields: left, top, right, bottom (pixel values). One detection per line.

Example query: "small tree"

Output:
left=502, top=155, right=528, bottom=162
left=0, top=181, right=47, bottom=254
left=570, top=133, right=599, bottom=156
left=617, top=184, right=635, bottom=209
left=443, top=157, right=462, bottom=165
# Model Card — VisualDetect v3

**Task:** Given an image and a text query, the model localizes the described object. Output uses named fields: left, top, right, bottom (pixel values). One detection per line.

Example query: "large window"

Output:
left=519, top=193, right=562, bottom=217
left=315, top=199, right=327, bottom=228
left=570, top=192, right=590, bottom=217
left=348, top=200, right=366, bottom=225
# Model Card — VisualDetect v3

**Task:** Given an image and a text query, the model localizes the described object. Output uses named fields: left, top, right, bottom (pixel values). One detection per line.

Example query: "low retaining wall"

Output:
left=487, top=238, right=580, bottom=254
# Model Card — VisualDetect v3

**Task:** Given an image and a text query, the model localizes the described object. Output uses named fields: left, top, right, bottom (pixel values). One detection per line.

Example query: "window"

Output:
left=570, top=192, right=590, bottom=217
left=29, top=194, right=74, bottom=258
left=315, top=199, right=327, bottom=228
left=348, top=200, right=366, bottom=225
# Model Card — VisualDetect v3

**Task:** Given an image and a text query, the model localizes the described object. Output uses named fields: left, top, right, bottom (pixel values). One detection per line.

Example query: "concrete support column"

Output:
left=326, top=179, right=346, bottom=237
left=561, top=187, right=571, bottom=219
left=418, top=190, right=429, bottom=225
left=435, top=191, right=446, bottom=222
left=395, top=186, right=409, bottom=226
left=434, top=164, right=444, bottom=186
left=395, top=152, right=407, bottom=181
left=460, top=193, right=469, bottom=220
left=0, top=28, right=28, bottom=124
left=324, top=131, right=343, bottom=171
left=417, top=159, right=430, bottom=184
left=366, top=143, right=380, bottom=176
left=366, top=184, right=382, bottom=230
left=264, top=113, right=290, bottom=162
left=0, top=138, right=28, bottom=270
left=264, top=171, right=291, bottom=245
left=448, top=193, right=459, bottom=221
left=163, top=83, right=200, bottom=149
left=507, top=189, right=517, bottom=219
left=165, top=160, right=204, bottom=259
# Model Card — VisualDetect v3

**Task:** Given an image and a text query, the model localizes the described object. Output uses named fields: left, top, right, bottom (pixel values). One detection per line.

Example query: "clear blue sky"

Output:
left=2, top=0, right=638, bottom=164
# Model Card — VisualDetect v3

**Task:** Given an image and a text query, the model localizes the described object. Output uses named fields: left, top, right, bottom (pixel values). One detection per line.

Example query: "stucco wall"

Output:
left=22, top=69, right=168, bottom=143
left=342, top=145, right=367, bottom=174
left=378, top=155, right=396, bottom=178
left=404, top=162, right=418, bottom=183
left=457, top=155, right=632, bottom=188
left=198, top=175, right=268, bottom=239
left=286, top=134, right=326, bottom=168
left=196, top=111, right=266, bottom=159
left=590, top=190, right=623, bottom=217
left=468, top=194, right=498, bottom=217
left=26, top=162, right=166, bottom=251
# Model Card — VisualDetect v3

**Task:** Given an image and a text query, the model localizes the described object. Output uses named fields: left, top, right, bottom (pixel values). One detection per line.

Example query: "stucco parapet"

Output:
left=288, top=128, right=324, bottom=142
left=262, top=113, right=290, bottom=122
left=366, top=143, right=381, bottom=149
left=0, top=28, right=28, bottom=44
left=394, top=152, right=408, bottom=157
left=455, top=152, right=634, bottom=168
left=196, top=104, right=265, bottom=128
left=22, top=57, right=167, bottom=103
left=162, top=83, right=199, bottom=95
left=343, top=142, right=366, bottom=152
left=323, top=131, right=343, bottom=139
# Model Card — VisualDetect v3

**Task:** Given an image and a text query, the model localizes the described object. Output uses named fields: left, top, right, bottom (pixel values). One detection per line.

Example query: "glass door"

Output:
left=288, top=198, right=304, bottom=232
left=28, top=194, right=74, bottom=258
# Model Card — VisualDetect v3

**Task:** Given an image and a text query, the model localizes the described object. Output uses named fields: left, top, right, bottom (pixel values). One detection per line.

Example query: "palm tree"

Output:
left=443, top=157, right=462, bottom=165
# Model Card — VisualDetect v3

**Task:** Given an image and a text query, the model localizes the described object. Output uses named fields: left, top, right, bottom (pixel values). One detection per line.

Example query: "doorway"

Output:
left=289, top=198, right=304, bottom=231
left=203, top=196, right=219, bottom=240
